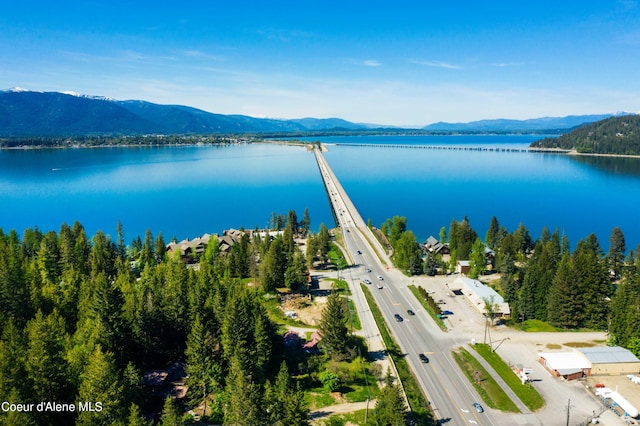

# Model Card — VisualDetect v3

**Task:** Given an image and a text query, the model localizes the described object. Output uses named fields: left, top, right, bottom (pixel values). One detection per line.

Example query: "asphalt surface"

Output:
left=315, top=148, right=490, bottom=425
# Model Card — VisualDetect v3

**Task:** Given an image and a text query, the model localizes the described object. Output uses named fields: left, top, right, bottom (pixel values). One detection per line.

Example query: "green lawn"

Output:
left=451, top=347, right=520, bottom=413
left=510, top=319, right=559, bottom=332
left=471, top=343, right=545, bottom=411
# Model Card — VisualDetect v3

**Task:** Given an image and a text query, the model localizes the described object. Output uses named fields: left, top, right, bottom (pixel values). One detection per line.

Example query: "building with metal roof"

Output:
left=577, top=346, right=640, bottom=376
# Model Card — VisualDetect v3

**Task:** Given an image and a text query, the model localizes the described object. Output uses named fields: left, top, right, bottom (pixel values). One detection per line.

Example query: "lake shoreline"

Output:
left=3, top=137, right=640, bottom=158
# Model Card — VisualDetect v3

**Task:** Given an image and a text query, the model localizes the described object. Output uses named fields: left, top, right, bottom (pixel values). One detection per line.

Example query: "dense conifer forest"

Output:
left=530, top=115, right=640, bottom=155
left=0, top=212, right=318, bottom=425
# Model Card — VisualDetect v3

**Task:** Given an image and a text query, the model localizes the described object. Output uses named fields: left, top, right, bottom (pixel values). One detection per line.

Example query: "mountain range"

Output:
left=0, top=89, right=632, bottom=137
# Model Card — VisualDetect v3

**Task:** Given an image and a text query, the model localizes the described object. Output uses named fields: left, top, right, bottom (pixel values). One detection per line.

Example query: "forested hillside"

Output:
left=530, top=115, right=640, bottom=155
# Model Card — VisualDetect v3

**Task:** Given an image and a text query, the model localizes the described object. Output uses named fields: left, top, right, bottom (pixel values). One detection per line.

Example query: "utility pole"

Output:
left=566, top=398, right=571, bottom=426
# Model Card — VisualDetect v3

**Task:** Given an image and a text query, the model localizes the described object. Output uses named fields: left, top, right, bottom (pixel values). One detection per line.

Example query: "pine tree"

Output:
left=607, top=227, right=626, bottom=279
left=160, top=397, right=183, bottom=426
left=77, top=345, right=125, bottom=426
left=372, top=370, right=407, bottom=426
left=25, top=310, right=71, bottom=403
left=260, top=236, right=286, bottom=292
left=126, top=403, right=148, bottom=426
left=300, top=208, right=311, bottom=237
left=547, top=254, right=583, bottom=328
left=224, top=356, right=263, bottom=425
left=485, top=216, right=500, bottom=249
left=318, top=292, right=349, bottom=359
left=574, top=237, right=612, bottom=330
left=185, top=314, right=220, bottom=409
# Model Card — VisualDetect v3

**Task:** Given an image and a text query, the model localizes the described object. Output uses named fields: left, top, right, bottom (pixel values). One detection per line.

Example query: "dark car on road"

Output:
left=473, top=402, right=484, bottom=413
left=442, top=310, right=454, bottom=315
left=394, top=314, right=403, bottom=322
left=407, top=309, right=415, bottom=316
left=419, top=353, right=429, bottom=363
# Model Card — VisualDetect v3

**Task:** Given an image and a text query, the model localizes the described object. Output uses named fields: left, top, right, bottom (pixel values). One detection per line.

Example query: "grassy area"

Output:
left=408, top=285, right=447, bottom=331
left=318, top=409, right=368, bottom=426
left=301, top=357, right=381, bottom=409
left=346, top=298, right=362, bottom=331
left=361, top=284, right=435, bottom=426
left=329, top=242, right=348, bottom=269
left=510, top=319, right=559, bottom=332
left=325, top=278, right=350, bottom=294
left=471, top=343, right=545, bottom=411
left=451, top=347, right=520, bottom=413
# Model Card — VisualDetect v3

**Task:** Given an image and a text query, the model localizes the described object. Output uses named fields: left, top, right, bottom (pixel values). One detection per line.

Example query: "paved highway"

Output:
left=314, top=147, right=497, bottom=426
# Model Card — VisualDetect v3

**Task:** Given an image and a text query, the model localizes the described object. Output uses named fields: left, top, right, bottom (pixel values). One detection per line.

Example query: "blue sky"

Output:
left=1, top=1, right=639, bottom=126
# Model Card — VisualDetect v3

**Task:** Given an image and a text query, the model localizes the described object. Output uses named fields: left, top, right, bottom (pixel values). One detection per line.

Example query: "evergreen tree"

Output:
left=286, top=249, right=309, bottom=291
left=160, top=397, right=183, bottom=426
left=139, top=229, right=155, bottom=268
left=126, top=403, right=148, bottom=426
left=185, top=314, right=221, bottom=409
left=501, top=272, right=520, bottom=319
left=468, top=238, right=487, bottom=279
left=372, top=370, right=407, bottom=426
left=0, top=319, right=28, bottom=401
left=25, top=310, right=71, bottom=403
left=485, top=216, right=500, bottom=249
left=154, top=232, right=166, bottom=264
left=574, top=236, right=612, bottom=330
left=224, top=357, right=263, bottom=425
left=547, top=254, right=583, bottom=328
left=317, top=223, right=331, bottom=264
left=36, top=230, right=60, bottom=285
left=439, top=226, right=447, bottom=244
left=318, top=292, right=349, bottom=359
left=260, top=236, right=286, bottom=292
left=607, top=227, right=626, bottom=279
left=77, top=345, right=126, bottom=426
left=513, top=222, right=533, bottom=258
left=300, top=208, right=311, bottom=237
left=264, top=362, right=310, bottom=426
left=287, top=210, right=299, bottom=234
left=609, top=269, right=640, bottom=345
left=0, top=230, right=30, bottom=325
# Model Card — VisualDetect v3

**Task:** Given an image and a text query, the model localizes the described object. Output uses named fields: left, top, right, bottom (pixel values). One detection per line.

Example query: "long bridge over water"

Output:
left=326, top=143, right=568, bottom=154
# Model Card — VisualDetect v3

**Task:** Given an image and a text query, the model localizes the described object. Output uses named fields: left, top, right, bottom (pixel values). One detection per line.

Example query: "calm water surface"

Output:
left=2, top=136, right=640, bottom=249
left=0, top=144, right=333, bottom=241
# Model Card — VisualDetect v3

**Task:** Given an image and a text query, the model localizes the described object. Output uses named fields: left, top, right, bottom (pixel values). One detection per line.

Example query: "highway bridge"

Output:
left=324, top=143, right=569, bottom=154
left=313, top=146, right=496, bottom=426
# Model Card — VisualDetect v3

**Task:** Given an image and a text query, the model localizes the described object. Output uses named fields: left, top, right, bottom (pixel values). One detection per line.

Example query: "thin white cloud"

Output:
left=363, top=59, right=381, bottom=67
left=409, top=59, right=462, bottom=70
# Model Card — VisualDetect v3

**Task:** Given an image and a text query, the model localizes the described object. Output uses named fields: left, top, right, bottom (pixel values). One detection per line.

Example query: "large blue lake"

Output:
left=2, top=135, right=640, bottom=251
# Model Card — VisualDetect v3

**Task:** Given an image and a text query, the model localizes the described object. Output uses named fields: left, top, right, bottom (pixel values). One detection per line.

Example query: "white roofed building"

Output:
left=451, top=276, right=510, bottom=318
